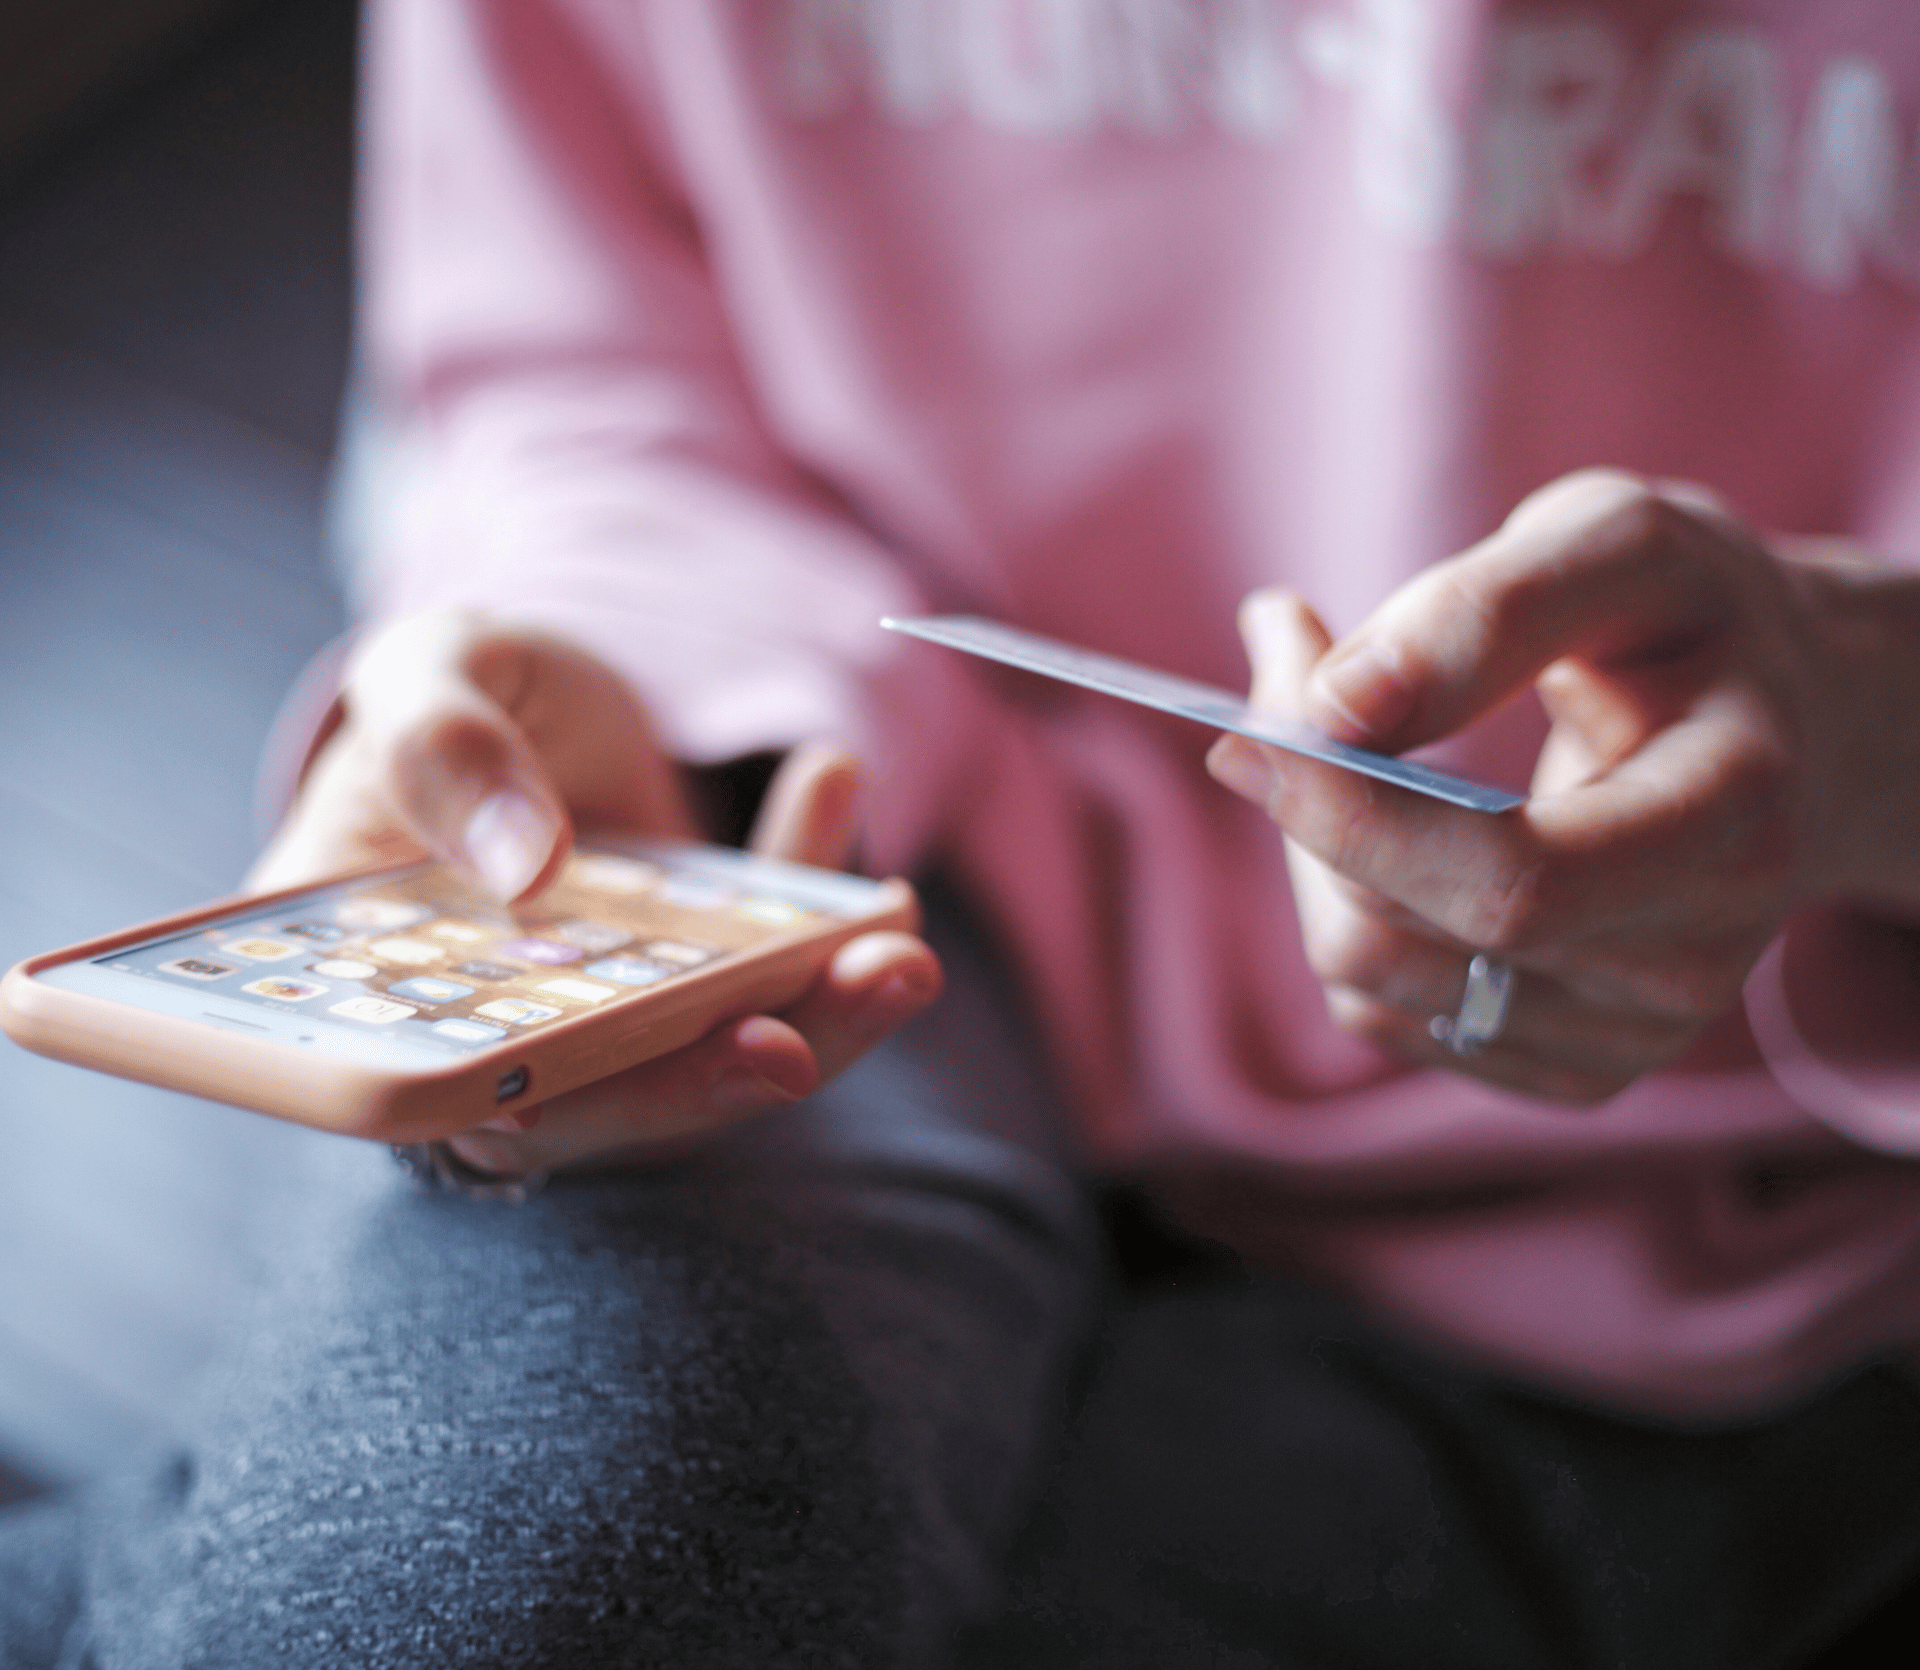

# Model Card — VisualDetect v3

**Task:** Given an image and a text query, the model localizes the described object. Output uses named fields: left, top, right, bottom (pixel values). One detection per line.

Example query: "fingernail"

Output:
left=463, top=790, right=553, bottom=900
left=711, top=1066, right=800, bottom=1116
left=833, top=934, right=909, bottom=983
left=480, top=1104, right=543, bottom=1134
left=1207, top=735, right=1277, bottom=805
left=1310, top=640, right=1413, bottom=742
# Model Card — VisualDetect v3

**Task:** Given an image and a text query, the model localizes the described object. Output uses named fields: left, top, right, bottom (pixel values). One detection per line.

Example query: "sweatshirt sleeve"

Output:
left=1745, top=908, right=1920, bottom=1155
left=353, top=0, right=989, bottom=874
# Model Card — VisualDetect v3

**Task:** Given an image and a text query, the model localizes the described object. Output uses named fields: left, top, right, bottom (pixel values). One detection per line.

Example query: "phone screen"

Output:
left=73, top=842, right=873, bottom=1061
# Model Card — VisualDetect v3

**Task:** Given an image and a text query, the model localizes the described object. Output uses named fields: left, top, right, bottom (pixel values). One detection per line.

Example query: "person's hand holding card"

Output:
left=1206, top=469, right=1920, bottom=1104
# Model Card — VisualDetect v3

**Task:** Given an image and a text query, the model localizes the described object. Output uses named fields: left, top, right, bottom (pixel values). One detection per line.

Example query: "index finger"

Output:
left=1263, top=686, right=1787, bottom=962
left=1306, top=471, right=1742, bottom=752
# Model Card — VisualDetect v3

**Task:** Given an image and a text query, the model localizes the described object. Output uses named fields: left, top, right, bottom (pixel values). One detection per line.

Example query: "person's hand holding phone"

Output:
left=248, top=611, right=941, bottom=1175
left=1207, top=469, right=1920, bottom=1105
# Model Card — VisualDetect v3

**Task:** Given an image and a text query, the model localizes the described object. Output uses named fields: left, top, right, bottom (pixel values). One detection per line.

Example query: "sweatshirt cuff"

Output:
left=1745, top=908, right=1920, bottom=1154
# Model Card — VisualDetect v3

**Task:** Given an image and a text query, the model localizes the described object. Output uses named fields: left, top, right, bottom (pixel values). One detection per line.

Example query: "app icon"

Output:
left=738, top=897, right=805, bottom=926
left=536, top=977, right=616, bottom=1004
left=310, top=958, right=378, bottom=980
left=658, top=876, right=734, bottom=910
left=552, top=918, right=631, bottom=954
left=641, top=940, right=712, bottom=968
left=497, top=937, right=583, bottom=965
left=367, top=937, right=445, bottom=965
left=329, top=996, right=418, bottom=1026
left=242, top=976, right=328, bottom=1003
left=221, top=937, right=302, bottom=962
left=281, top=921, right=348, bottom=944
left=159, top=956, right=237, bottom=981
left=331, top=897, right=432, bottom=931
left=584, top=956, right=672, bottom=986
left=387, top=976, right=476, bottom=1005
left=431, top=1017, right=508, bottom=1044
left=475, top=998, right=563, bottom=1026
left=568, top=854, right=658, bottom=894
left=427, top=920, right=488, bottom=943
left=451, top=960, right=520, bottom=983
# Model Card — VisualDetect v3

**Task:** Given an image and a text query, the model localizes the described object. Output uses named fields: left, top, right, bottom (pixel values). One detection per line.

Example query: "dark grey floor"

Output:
left=0, top=0, right=356, bottom=1490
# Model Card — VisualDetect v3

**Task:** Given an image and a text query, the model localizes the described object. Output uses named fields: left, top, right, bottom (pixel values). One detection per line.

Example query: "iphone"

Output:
left=0, top=839, right=917, bottom=1142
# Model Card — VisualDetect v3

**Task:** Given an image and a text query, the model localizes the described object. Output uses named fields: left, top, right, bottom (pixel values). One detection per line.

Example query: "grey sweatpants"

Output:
left=7, top=892, right=1920, bottom=1669
left=0, top=895, right=1097, bottom=1668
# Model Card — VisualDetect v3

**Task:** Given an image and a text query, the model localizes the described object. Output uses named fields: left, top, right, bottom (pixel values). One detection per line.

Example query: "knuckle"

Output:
left=405, top=709, right=506, bottom=776
left=1654, top=477, right=1731, bottom=522
left=1323, top=795, right=1375, bottom=877
left=1461, top=859, right=1555, bottom=956
left=1596, top=480, right=1673, bottom=548
left=1286, top=781, right=1376, bottom=887
left=1418, top=561, right=1506, bottom=672
left=1589, top=484, right=1719, bottom=590
left=383, top=710, right=512, bottom=825
left=1510, top=467, right=1647, bottom=533
left=1565, top=464, right=1647, bottom=501
left=1575, top=474, right=1706, bottom=566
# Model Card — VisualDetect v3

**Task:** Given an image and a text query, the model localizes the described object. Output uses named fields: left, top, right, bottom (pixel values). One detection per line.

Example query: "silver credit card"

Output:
left=881, top=615, right=1524, bottom=815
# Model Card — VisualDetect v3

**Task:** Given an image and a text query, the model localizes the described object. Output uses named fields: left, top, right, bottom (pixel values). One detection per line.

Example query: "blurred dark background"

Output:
left=0, top=0, right=356, bottom=1504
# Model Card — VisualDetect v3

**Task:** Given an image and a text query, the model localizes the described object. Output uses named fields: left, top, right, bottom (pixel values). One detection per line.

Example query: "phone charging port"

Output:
left=495, top=1066, right=530, bottom=1103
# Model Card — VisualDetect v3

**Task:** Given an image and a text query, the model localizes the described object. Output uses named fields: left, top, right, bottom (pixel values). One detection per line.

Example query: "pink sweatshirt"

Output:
left=358, top=0, right=1920, bottom=1416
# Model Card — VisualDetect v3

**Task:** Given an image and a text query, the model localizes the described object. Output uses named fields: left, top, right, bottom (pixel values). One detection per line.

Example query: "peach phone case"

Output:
left=0, top=865, right=919, bottom=1143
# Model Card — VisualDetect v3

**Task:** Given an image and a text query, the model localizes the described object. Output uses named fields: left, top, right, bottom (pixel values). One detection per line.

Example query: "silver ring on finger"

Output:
left=1429, top=955, right=1515, bottom=1057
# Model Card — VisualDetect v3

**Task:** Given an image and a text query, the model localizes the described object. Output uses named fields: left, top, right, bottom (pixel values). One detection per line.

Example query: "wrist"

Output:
left=1792, top=557, right=1920, bottom=913
left=1745, top=908, right=1920, bottom=1155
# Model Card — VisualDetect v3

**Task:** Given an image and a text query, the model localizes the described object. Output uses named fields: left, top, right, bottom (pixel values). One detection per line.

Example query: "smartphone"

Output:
left=0, top=838, right=917, bottom=1142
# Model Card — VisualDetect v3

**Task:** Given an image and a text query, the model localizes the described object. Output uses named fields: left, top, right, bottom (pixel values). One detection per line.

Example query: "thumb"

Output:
left=1301, top=470, right=1733, bottom=751
left=1206, top=588, right=1335, bottom=800
left=251, top=616, right=572, bottom=902
left=1241, top=587, right=1337, bottom=718
left=748, top=740, right=864, bottom=870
